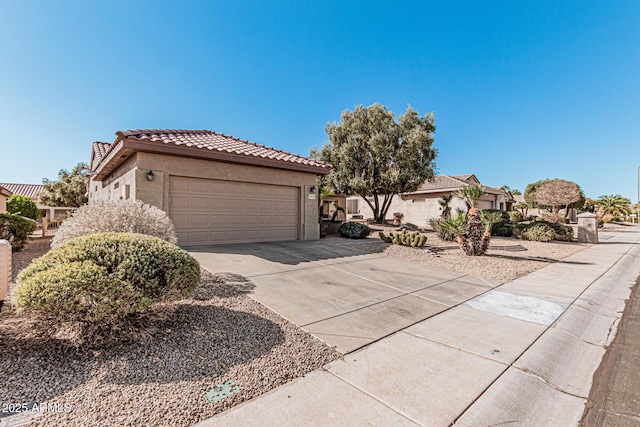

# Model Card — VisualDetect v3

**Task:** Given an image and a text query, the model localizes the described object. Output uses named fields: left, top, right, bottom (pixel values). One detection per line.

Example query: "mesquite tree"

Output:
left=320, top=103, right=437, bottom=222
left=40, top=162, right=89, bottom=207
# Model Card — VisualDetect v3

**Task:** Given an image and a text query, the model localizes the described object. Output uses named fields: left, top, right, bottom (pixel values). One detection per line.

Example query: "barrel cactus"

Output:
left=379, top=229, right=427, bottom=247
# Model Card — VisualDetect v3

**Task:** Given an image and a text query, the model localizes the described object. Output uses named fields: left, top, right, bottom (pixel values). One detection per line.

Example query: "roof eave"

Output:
left=93, top=139, right=331, bottom=179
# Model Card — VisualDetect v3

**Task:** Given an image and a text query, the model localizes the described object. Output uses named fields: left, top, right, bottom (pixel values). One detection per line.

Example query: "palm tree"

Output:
left=597, top=195, right=631, bottom=218
left=438, top=194, right=453, bottom=219
left=456, top=184, right=485, bottom=209
left=453, top=184, right=492, bottom=255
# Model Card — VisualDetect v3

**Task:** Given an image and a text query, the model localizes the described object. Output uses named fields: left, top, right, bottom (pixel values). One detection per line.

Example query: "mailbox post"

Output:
left=0, top=239, right=11, bottom=311
left=577, top=213, right=598, bottom=243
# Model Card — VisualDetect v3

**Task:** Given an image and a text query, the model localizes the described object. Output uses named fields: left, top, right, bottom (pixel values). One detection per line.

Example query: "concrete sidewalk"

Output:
left=196, top=228, right=640, bottom=427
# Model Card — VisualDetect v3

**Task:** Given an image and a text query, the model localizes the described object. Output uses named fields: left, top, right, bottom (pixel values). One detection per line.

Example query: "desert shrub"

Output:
left=540, top=211, right=564, bottom=224
left=429, top=216, right=465, bottom=242
left=513, top=221, right=573, bottom=242
left=0, top=213, right=37, bottom=251
left=481, top=209, right=513, bottom=237
left=602, top=214, right=613, bottom=224
left=52, top=199, right=177, bottom=248
left=337, top=222, right=370, bottom=239
left=393, top=212, right=404, bottom=225
left=15, top=232, right=200, bottom=324
left=508, top=211, right=523, bottom=223
left=6, top=195, right=38, bottom=220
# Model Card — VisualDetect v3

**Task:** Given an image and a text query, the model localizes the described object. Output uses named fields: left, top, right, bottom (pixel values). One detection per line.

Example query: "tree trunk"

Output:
left=379, top=194, right=395, bottom=222
left=360, top=193, right=377, bottom=221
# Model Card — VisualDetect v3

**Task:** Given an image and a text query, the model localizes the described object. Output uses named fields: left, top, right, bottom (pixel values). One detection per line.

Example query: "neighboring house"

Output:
left=0, top=185, right=12, bottom=213
left=88, top=129, right=331, bottom=246
left=320, top=194, right=347, bottom=221
left=345, top=174, right=514, bottom=226
left=0, top=183, right=74, bottom=220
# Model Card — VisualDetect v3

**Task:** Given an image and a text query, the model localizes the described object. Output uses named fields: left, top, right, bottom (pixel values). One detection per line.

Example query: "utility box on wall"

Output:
left=0, top=239, right=11, bottom=307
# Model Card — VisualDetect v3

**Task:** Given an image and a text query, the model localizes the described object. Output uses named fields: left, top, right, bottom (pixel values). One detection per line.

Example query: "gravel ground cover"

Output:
left=342, top=223, right=593, bottom=283
left=1, top=239, right=340, bottom=427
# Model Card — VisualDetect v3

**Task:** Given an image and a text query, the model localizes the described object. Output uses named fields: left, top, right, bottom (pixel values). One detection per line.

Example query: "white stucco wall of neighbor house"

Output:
left=346, top=194, right=468, bottom=226
left=346, top=191, right=510, bottom=226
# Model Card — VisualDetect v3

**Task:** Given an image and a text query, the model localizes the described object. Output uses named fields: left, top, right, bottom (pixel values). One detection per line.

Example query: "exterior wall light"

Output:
left=310, top=185, right=316, bottom=193
left=147, top=170, right=155, bottom=181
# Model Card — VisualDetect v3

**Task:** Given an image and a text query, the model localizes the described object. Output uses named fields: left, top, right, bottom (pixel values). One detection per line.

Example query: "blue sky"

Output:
left=1, top=1, right=638, bottom=200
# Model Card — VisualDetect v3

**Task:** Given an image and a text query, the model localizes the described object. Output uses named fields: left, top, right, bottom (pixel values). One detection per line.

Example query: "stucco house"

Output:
left=88, top=129, right=331, bottom=246
left=0, top=185, right=12, bottom=213
left=345, top=174, right=514, bottom=226
left=0, top=183, right=74, bottom=220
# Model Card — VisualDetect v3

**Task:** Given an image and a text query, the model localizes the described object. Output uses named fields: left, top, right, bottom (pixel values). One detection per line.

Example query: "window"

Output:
left=321, top=200, right=330, bottom=218
left=125, top=185, right=131, bottom=200
left=347, top=199, right=359, bottom=215
left=499, top=202, right=504, bottom=210
left=113, top=182, right=120, bottom=190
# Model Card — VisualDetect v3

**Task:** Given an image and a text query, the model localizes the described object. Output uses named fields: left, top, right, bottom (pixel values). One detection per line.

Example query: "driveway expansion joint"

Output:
left=322, top=367, right=423, bottom=426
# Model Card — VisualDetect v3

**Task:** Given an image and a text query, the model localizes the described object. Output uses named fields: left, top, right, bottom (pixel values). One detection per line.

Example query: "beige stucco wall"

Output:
left=0, top=194, right=6, bottom=213
left=89, top=154, right=138, bottom=203
left=90, top=152, right=320, bottom=241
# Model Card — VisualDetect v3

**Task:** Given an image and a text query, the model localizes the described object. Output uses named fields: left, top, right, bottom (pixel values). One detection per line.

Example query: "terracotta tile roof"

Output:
left=92, top=141, right=113, bottom=164
left=0, top=183, right=45, bottom=202
left=103, top=129, right=331, bottom=171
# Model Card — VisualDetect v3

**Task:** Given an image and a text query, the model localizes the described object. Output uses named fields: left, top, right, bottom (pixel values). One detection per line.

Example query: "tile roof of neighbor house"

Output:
left=0, top=185, right=12, bottom=197
left=414, top=174, right=471, bottom=192
left=452, top=174, right=476, bottom=182
left=0, top=183, right=45, bottom=202
left=92, top=129, right=331, bottom=175
left=410, top=174, right=509, bottom=198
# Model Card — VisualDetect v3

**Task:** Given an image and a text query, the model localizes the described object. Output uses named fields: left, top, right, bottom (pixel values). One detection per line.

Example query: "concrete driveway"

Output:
left=188, top=240, right=499, bottom=353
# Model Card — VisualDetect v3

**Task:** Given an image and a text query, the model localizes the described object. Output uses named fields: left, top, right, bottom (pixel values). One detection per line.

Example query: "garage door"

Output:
left=169, top=176, right=300, bottom=246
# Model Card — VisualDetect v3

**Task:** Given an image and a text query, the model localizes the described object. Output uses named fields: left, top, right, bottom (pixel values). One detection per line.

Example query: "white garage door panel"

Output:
left=169, top=176, right=300, bottom=246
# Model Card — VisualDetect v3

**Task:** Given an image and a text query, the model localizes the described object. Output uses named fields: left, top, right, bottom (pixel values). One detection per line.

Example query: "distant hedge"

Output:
left=0, top=213, right=37, bottom=251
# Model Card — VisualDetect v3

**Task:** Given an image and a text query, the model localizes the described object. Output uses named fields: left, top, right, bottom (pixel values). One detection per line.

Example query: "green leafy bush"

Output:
left=15, top=232, right=200, bottom=323
left=0, top=213, right=37, bottom=251
left=513, top=221, right=574, bottom=242
left=481, top=209, right=513, bottom=237
left=6, top=195, right=38, bottom=220
left=52, top=199, right=177, bottom=248
left=337, top=222, right=370, bottom=239
left=508, top=211, right=523, bottom=223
